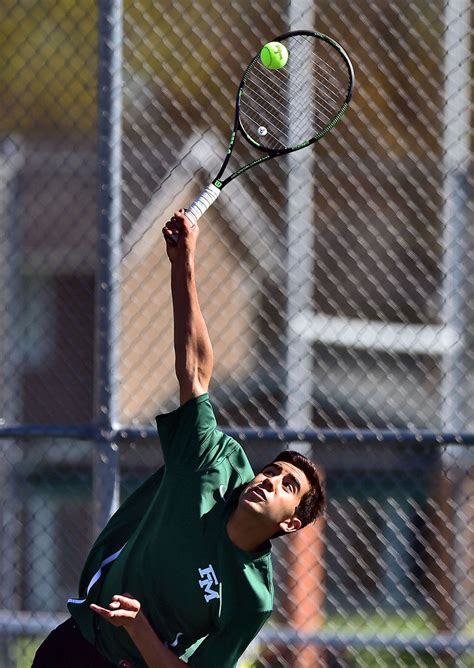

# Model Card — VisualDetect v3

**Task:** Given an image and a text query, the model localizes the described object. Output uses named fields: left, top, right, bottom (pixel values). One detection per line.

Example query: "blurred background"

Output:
left=0, top=0, right=474, bottom=666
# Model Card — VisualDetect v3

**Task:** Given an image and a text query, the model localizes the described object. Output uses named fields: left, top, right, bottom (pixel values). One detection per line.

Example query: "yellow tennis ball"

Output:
left=260, top=42, right=288, bottom=70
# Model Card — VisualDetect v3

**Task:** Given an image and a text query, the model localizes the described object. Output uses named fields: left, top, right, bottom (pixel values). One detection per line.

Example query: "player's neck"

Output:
left=226, top=508, right=273, bottom=553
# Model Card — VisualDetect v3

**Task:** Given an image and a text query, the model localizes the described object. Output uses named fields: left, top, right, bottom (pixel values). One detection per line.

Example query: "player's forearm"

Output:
left=126, top=614, right=187, bottom=667
left=171, top=251, right=213, bottom=402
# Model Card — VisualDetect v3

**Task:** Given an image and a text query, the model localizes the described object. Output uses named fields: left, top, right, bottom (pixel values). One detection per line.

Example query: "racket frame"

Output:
left=212, top=29, right=355, bottom=190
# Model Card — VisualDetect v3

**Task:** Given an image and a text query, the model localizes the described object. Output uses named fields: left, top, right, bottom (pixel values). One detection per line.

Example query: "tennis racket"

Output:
left=170, top=29, right=354, bottom=242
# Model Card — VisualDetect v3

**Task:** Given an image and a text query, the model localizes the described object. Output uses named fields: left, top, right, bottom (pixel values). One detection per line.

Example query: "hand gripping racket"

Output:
left=171, top=29, right=354, bottom=241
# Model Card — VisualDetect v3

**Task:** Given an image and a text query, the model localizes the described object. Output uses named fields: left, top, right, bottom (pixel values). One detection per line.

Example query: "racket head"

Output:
left=237, top=30, right=354, bottom=154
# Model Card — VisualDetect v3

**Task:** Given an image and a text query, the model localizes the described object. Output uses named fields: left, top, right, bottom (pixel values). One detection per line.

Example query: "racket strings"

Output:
left=246, top=68, right=337, bottom=141
left=281, top=36, right=347, bottom=141
left=239, top=34, right=351, bottom=150
left=241, top=83, right=292, bottom=133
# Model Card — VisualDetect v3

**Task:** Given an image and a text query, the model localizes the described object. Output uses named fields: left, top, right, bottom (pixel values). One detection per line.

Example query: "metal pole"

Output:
left=283, top=5, right=324, bottom=668
left=440, top=0, right=472, bottom=638
left=285, top=1, right=315, bottom=433
left=0, top=139, right=24, bottom=666
left=441, top=0, right=471, bottom=435
left=94, top=0, right=123, bottom=534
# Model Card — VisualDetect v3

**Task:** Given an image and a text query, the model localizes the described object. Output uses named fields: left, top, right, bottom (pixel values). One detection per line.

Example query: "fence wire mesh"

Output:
left=1, top=0, right=474, bottom=666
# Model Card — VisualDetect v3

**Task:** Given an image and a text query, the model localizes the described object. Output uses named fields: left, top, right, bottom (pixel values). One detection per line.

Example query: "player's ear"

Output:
left=279, top=515, right=302, bottom=534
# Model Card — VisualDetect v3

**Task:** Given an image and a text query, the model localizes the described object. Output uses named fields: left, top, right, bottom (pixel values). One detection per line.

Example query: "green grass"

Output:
left=14, top=636, right=43, bottom=668
left=326, top=610, right=438, bottom=635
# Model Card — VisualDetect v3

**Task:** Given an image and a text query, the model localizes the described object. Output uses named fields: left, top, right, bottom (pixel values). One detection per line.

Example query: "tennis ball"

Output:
left=260, top=42, right=288, bottom=70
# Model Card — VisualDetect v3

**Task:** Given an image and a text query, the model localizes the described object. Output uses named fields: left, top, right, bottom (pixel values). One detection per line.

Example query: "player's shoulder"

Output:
left=155, top=393, right=255, bottom=477
left=155, top=392, right=215, bottom=426
left=216, top=430, right=250, bottom=462
left=209, top=431, right=255, bottom=489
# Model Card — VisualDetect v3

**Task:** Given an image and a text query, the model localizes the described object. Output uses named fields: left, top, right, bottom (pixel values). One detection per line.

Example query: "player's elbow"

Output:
left=175, top=357, right=212, bottom=404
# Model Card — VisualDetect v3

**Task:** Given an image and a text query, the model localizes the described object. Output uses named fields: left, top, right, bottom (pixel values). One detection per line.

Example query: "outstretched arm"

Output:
left=162, top=210, right=213, bottom=405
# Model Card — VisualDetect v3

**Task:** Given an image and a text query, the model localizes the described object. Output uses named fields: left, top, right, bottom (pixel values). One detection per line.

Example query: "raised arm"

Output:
left=162, top=210, right=214, bottom=405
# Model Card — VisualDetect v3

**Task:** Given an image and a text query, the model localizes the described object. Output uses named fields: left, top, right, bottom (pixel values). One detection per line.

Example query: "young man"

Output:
left=32, top=210, right=325, bottom=668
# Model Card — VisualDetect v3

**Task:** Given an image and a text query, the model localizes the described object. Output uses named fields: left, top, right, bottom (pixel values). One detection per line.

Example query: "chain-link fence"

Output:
left=1, top=0, right=474, bottom=666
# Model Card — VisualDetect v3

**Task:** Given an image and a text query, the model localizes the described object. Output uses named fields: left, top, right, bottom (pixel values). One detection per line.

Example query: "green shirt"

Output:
left=68, top=394, right=273, bottom=667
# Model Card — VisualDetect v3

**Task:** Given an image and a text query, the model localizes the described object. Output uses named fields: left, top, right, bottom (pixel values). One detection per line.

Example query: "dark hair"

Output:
left=271, top=450, right=325, bottom=537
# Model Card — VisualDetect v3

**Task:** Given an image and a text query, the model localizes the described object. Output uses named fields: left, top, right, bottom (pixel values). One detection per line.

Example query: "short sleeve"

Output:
left=155, top=393, right=236, bottom=471
left=185, top=610, right=271, bottom=668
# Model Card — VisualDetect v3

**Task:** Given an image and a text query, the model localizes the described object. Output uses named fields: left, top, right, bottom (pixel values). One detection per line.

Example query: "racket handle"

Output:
left=186, top=183, right=221, bottom=225
left=167, top=184, right=221, bottom=245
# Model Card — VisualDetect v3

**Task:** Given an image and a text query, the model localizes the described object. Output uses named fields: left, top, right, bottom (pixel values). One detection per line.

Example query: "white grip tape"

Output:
left=186, top=183, right=221, bottom=225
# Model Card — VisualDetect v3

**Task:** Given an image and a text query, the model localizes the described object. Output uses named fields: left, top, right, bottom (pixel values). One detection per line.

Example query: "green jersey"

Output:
left=68, top=394, right=274, bottom=667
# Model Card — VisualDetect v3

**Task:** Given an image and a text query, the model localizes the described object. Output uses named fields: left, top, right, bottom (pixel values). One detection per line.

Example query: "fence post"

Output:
left=94, top=0, right=124, bottom=535
left=284, top=3, right=326, bottom=666
left=0, top=138, right=24, bottom=666
left=440, top=0, right=473, bottom=640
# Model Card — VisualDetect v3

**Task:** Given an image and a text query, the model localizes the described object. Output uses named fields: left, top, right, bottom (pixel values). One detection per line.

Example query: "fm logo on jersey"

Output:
left=198, top=564, right=221, bottom=603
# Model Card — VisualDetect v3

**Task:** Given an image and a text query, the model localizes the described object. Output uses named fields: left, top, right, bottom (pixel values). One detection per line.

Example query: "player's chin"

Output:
left=239, top=491, right=266, bottom=512
left=241, top=500, right=267, bottom=520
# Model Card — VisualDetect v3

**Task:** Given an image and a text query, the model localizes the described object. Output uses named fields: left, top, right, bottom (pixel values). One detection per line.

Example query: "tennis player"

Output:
left=32, top=210, right=325, bottom=668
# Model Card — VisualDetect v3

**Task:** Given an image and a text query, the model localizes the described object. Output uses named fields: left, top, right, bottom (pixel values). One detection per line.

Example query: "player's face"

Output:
left=239, top=460, right=311, bottom=533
